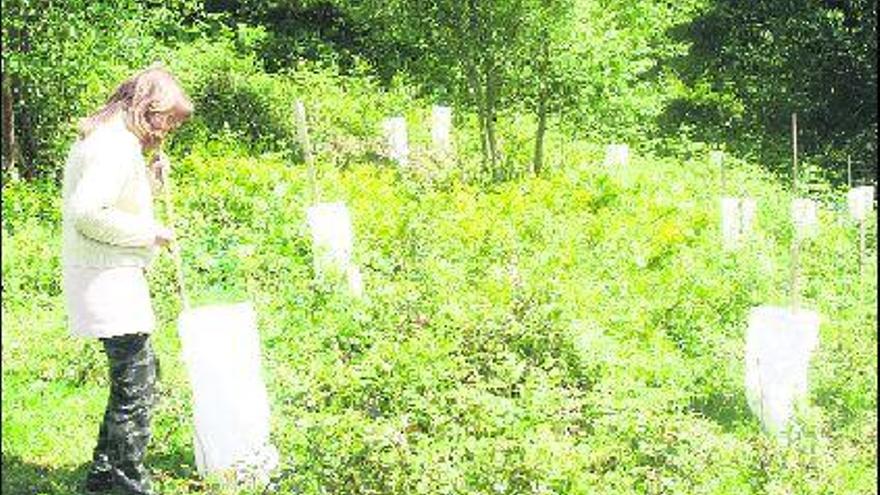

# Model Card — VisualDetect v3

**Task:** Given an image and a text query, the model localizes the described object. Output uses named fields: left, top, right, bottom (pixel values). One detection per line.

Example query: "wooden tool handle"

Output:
left=157, top=151, right=190, bottom=310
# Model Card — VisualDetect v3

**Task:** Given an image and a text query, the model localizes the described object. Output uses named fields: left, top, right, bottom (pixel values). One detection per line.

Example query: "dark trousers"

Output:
left=90, top=333, right=158, bottom=489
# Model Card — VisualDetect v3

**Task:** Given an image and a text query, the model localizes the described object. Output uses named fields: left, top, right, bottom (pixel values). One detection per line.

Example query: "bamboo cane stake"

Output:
left=847, top=154, right=852, bottom=189
left=157, top=150, right=190, bottom=310
left=294, top=100, right=318, bottom=205
left=790, top=113, right=800, bottom=308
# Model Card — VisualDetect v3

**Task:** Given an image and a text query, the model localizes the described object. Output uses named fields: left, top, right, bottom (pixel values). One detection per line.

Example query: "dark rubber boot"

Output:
left=93, top=334, right=158, bottom=495
left=84, top=468, right=114, bottom=493
left=84, top=407, right=114, bottom=492
left=112, top=462, right=155, bottom=495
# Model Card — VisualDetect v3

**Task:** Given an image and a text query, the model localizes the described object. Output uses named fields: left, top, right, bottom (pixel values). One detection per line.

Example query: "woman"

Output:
left=61, top=65, right=193, bottom=495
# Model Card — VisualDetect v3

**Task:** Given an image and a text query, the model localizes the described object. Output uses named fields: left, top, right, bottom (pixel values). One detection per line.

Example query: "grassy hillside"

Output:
left=2, top=127, right=876, bottom=494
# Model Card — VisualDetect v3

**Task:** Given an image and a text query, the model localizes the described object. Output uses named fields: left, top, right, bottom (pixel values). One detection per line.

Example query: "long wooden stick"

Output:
left=792, top=113, right=798, bottom=195
left=790, top=237, right=800, bottom=308
left=847, top=154, right=852, bottom=189
left=859, top=217, right=866, bottom=280
left=294, top=100, right=318, bottom=205
left=790, top=113, right=800, bottom=308
left=158, top=151, right=190, bottom=310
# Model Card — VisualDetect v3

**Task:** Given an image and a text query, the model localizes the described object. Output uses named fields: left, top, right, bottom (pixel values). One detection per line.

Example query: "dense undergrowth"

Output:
left=2, top=111, right=876, bottom=493
left=3, top=1, right=877, bottom=492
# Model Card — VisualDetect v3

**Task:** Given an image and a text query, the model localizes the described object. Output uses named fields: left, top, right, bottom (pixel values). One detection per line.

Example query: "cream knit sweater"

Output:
left=62, top=113, right=159, bottom=268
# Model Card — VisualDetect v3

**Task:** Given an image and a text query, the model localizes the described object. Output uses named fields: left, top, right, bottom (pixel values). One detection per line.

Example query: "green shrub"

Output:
left=2, top=111, right=876, bottom=495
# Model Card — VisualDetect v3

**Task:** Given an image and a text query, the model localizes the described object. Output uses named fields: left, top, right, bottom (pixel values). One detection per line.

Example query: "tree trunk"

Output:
left=484, top=57, right=498, bottom=177
left=18, top=101, right=37, bottom=180
left=465, top=60, right=489, bottom=171
left=532, top=28, right=550, bottom=177
left=465, top=0, right=492, bottom=173
left=1, top=72, right=16, bottom=175
left=533, top=91, right=547, bottom=176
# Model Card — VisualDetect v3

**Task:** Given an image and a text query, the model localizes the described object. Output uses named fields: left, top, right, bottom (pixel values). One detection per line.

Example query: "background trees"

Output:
left=1, top=3, right=876, bottom=494
left=1, top=0, right=876, bottom=183
left=661, top=0, right=877, bottom=183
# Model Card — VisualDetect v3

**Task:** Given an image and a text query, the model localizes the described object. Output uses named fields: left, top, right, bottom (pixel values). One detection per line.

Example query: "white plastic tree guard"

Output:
left=791, top=198, right=819, bottom=239
left=306, top=201, right=364, bottom=297
left=744, top=306, right=820, bottom=438
left=603, top=144, right=629, bottom=167
left=741, top=198, right=757, bottom=234
left=382, top=116, right=409, bottom=166
left=709, top=150, right=724, bottom=168
left=178, top=303, right=279, bottom=480
left=306, top=202, right=353, bottom=269
left=721, top=198, right=739, bottom=249
left=431, top=105, right=453, bottom=156
left=346, top=264, right=364, bottom=297
left=721, top=197, right=757, bottom=249
left=847, top=185, right=875, bottom=222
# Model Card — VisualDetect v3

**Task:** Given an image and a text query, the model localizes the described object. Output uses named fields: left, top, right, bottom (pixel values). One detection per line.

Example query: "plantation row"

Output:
left=3, top=119, right=876, bottom=492
left=3, top=0, right=876, bottom=492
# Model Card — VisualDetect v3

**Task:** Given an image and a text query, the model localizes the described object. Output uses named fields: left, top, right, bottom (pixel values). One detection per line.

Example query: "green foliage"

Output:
left=661, top=0, right=878, bottom=183
left=1, top=1, right=877, bottom=493
left=3, top=130, right=876, bottom=493
left=4, top=0, right=872, bottom=183
left=0, top=0, right=197, bottom=179
left=163, top=33, right=300, bottom=157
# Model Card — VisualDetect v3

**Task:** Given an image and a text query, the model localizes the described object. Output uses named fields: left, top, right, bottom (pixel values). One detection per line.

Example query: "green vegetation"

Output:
left=2, top=0, right=877, bottom=494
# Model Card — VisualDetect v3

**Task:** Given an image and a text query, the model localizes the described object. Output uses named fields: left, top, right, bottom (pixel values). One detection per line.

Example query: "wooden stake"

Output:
left=790, top=113, right=800, bottom=308
left=859, top=217, right=866, bottom=280
left=558, top=112, right=565, bottom=174
left=294, top=100, right=318, bottom=204
left=847, top=155, right=852, bottom=188
left=790, top=236, right=800, bottom=308
left=158, top=151, right=190, bottom=310
left=1, top=72, right=17, bottom=175
left=792, top=113, right=798, bottom=195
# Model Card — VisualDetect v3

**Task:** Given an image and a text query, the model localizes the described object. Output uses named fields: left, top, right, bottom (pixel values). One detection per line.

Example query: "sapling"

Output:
left=720, top=197, right=756, bottom=250
left=179, top=303, right=278, bottom=478
left=744, top=306, right=820, bottom=440
left=305, top=194, right=364, bottom=299
left=297, top=103, right=365, bottom=298
left=711, top=149, right=725, bottom=193
left=161, top=167, right=277, bottom=482
left=431, top=105, right=453, bottom=157
left=744, top=113, right=821, bottom=441
left=847, top=185, right=874, bottom=277
left=721, top=197, right=741, bottom=250
left=603, top=143, right=629, bottom=167
left=740, top=198, right=757, bottom=236
left=293, top=100, right=317, bottom=202
left=382, top=116, right=409, bottom=166
left=791, top=198, right=819, bottom=240
left=847, top=185, right=873, bottom=222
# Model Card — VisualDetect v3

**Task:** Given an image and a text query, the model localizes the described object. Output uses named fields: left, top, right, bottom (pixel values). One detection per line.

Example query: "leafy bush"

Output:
left=2, top=2, right=875, bottom=492
left=3, top=127, right=875, bottom=493
left=1, top=0, right=203, bottom=179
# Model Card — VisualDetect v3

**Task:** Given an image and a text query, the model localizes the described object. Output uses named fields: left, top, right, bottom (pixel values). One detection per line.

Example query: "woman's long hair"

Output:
left=79, top=64, right=193, bottom=150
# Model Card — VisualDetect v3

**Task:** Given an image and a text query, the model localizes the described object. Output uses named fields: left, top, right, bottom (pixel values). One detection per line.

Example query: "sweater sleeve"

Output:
left=69, top=145, right=158, bottom=247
